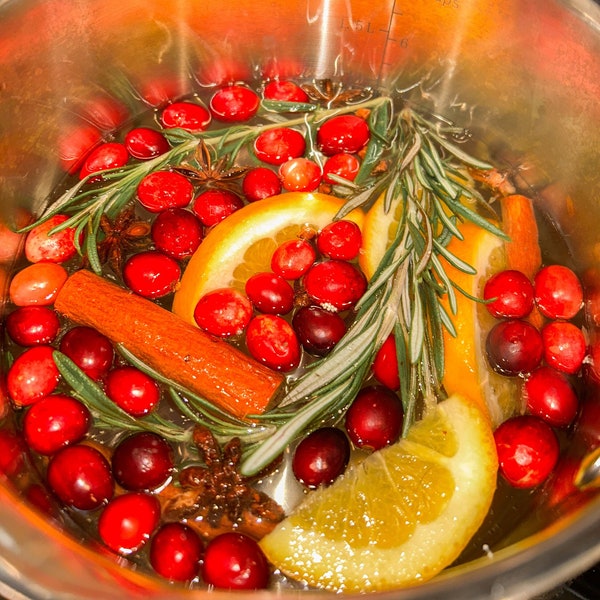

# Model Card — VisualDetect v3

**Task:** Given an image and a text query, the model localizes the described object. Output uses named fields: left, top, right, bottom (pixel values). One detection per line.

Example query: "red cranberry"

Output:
left=292, top=305, right=347, bottom=356
left=59, top=326, right=114, bottom=380
left=0, top=429, right=26, bottom=477
left=136, top=170, right=194, bottom=213
left=150, top=522, right=203, bottom=582
left=245, top=272, right=295, bottom=314
left=79, top=142, right=128, bottom=180
left=271, top=238, right=316, bottom=279
left=254, top=127, right=306, bottom=165
left=322, top=152, right=361, bottom=184
left=58, top=123, right=102, bottom=173
left=138, top=75, right=189, bottom=107
left=304, top=259, right=367, bottom=311
left=279, top=157, right=322, bottom=192
left=242, top=167, right=282, bottom=202
left=494, top=415, right=560, bottom=489
left=23, top=394, right=90, bottom=455
left=6, top=306, right=60, bottom=346
left=192, top=189, right=244, bottom=227
left=160, top=101, right=211, bottom=132
left=541, top=321, right=586, bottom=375
left=245, top=314, right=301, bottom=372
left=317, top=219, right=362, bottom=260
left=292, top=427, right=350, bottom=488
left=111, top=431, right=173, bottom=491
left=47, top=444, right=114, bottom=510
left=25, top=214, right=78, bottom=264
left=98, top=492, right=161, bottom=554
left=345, top=386, right=404, bottom=450
left=485, top=319, right=543, bottom=376
left=372, top=334, right=400, bottom=391
left=124, top=127, right=170, bottom=160
left=483, top=269, right=535, bottom=319
left=105, top=366, right=160, bottom=417
left=202, top=532, right=270, bottom=590
left=151, top=208, right=203, bottom=259
left=317, top=115, right=370, bottom=155
left=534, top=265, right=583, bottom=320
left=123, top=251, right=181, bottom=299
left=7, top=345, right=60, bottom=407
left=193, top=288, right=253, bottom=337
left=209, top=85, right=260, bottom=122
left=80, top=96, right=128, bottom=131
left=263, top=80, right=309, bottom=103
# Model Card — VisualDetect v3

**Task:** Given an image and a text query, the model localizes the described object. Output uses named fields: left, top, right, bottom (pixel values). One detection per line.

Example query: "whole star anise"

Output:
left=301, top=78, right=373, bottom=108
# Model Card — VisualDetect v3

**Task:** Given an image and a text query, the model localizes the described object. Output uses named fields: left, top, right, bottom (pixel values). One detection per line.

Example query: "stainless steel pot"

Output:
left=1, top=0, right=600, bottom=598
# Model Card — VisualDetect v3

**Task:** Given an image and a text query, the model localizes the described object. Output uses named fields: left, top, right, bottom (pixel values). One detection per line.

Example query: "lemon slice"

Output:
left=172, top=192, right=364, bottom=325
left=260, top=394, right=498, bottom=592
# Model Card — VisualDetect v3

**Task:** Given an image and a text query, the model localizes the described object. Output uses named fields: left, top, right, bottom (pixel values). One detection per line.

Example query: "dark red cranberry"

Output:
left=160, top=101, right=211, bottom=132
left=79, top=142, right=128, bottom=180
left=242, top=167, right=282, bottom=202
left=6, top=306, right=60, bottom=346
left=485, top=319, right=543, bottom=376
left=123, top=251, right=181, bottom=299
left=575, top=395, right=600, bottom=451
left=254, top=127, right=306, bottom=165
left=105, top=366, right=160, bottom=417
left=483, top=269, right=535, bottom=319
left=47, top=444, right=114, bottom=510
left=263, top=80, right=309, bottom=103
left=317, top=220, right=362, bottom=260
left=322, top=152, right=361, bottom=184
left=372, top=334, right=400, bottom=391
left=59, top=326, right=114, bottom=380
left=209, top=85, right=260, bottom=122
left=202, top=532, right=270, bottom=590
left=0, top=429, right=26, bottom=477
left=193, top=288, right=253, bottom=337
left=541, top=321, right=587, bottom=375
left=534, top=265, right=583, bottom=320
left=271, top=238, right=316, bottom=279
left=292, top=305, right=347, bottom=356
left=151, top=208, right=203, bottom=259
left=111, top=431, right=173, bottom=491
left=304, top=260, right=367, bottom=311
left=245, top=272, right=295, bottom=314
left=192, top=189, right=244, bottom=227
left=7, top=345, right=60, bottom=407
left=317, top=115, right=370, bottom=156
left=292, top=427, right=350, bottom=488
left=136, top=170, right=194, bottom=213
left=124, top=127, right=170, bottom=160
left=150, top=522, right=203, bottom=582
left=246, top=314, right=301, bottom=372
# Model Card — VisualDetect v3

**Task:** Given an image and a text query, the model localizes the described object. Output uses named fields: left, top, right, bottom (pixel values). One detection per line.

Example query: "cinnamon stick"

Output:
left=54, top=270, right=283, bottom=418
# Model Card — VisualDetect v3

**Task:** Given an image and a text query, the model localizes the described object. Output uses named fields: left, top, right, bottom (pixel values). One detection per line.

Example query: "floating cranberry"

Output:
left=494, top=415, right=560, bottom=489
left=279, top=157, right=322, bottom=192
left=123, top=251, right=181, bottom=299
left=192, top=189, right=244, bottom=227
left=105, top=366, right=160, bottom=417
left=534, top=265, right=583, bottom=320
left=524, top=366, right=579, bottom=428
left=292, top=305, right=347, bottom=356
left=246, top=314, right=301, bottom=372
left=7, top=345, right=60, bottom=407
left=9, top=263, right=68, bottom=306
left=483, top=269, right=535, bottom=319
left=193, top=288, right=253, bottom=337
left=304, top=259, right=367, bottom=311
left=59, top=326, right=114, bottom=380
left=0, top=429, right=26, bottom=477
left=112, top=431, right=173, bottom=491
left=317, top=115, right=370, bottom=156
left=242, top=167, right=282, bottom=202
left=372, top=334, right=400, bottom=391
left=57, top=123, right=102, bottom=173
left=47, top=444, right=114, bottom=510
left=160, top=101, right=211, bottom=132
left=23, top=394, right=90, bottom=455
left=210, top=85, right=260, bottom=122
left=263, top=80, right=309, bottom=103
left=124, top=127, right=170, bottom=160
left=485, top=319, right=543, bottom=376
left=5, top=306, right=60, bottom=346
left=317, top=219, right=362, bottom=260
left=245, top=272, right=294, bottom=314
left=136, top=170, right=194, bottom=213
left=98, top=492, right=161, bottom=554
left=542, top=321, right=586, bottom=375
left=25, top=214, right=78, bottom=264
left=202, top=532, right=270, bottom=590
left=254, top=127, right=306, bottom=165
left=292, top=427, right=350, bottom=488
left=345, top=386, right=404, bottom=450
left=149, top=522, right=203, bottom=582
left=322, top=152, right=361, bottom=184
left=271, top=238, right=316, bottom=279
left=79, top=142, right=129, bottom=180
left=151, top=208, right=203, bottom=259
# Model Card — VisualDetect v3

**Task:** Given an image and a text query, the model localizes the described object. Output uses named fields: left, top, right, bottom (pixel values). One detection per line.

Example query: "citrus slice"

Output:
left=172, top=192, right=364, bottom=325
left=260, top=394, right=498, bottom=592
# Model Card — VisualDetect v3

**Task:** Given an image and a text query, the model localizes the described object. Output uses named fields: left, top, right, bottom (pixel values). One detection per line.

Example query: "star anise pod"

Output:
left=301, top=78, right=373, bottom=107
left=173, top=140, right=249, bottom=191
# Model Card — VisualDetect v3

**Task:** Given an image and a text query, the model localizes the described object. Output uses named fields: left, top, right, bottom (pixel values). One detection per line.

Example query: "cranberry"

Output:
left=322, top=152, right=361, bottom=184
left=80, top=96, right=128, bottom=132
left=79, top=142, right=129, bottom=180
left=25, top=214, right=78, bottom=264
left=136, top=170, right=194, bottom=213
left=193, top=288, right=253, bottom=337
left=123, top=251, right=181, bottom=299
left=263, top=80, right=309, bottom=103
left=7, top=345, right=60, bottom=407
left=534, top=265, right=583, bottom=320
left=25, top=483, right=55, bottom=515
left=279, top=157, right=322, bottom=192
left=192, top=189, right=244, bottom=227
left=254, top=127, right=306, bottom=165
left=98, top=492, right=161, bottom=554
left=209, top=85, right=260, bottom=122
left=483, top=269, right=535, bottom=319
left=292, top=305, right=347, bottom=356
left=372, top=334, right=400, bottom=391
left=575, top=396, right=600, bottom=450
left=149, top=522, right=203, bottom=582
left=57, top=123, right=102, bottom=173
left=245, top=272, right=294, bottom=314
left=5, top=306, right=60, bottom=346
left=202, top=532, right=270, bottom=590
left=271, top=238, right=316, bottom=279
left=0, top=429, right=26, bottom=477
left=524, top=366, right=579, bottom=427
left=151, top=208, right=203, bottom=259
left=47, top=444, right=114, bottom=510
left=242, top=167, right=282, bottom=202
left=345, top=386, right=404, bottom=450
left=160, top=101, right=211, bottom=132
left=292, top=427, right=350, bottom=488
left=105, top=366, right=160, bottom=417
left=138, top=75, right=189, bottom=107
left=494, top=415, right=560, bottom=489
left=9, top=263, right=68, bottom=306
left=59, top=326, right=114, bottom=380
left=304, top=259, right=367, bottom=311
left=23, top=394, right=90, bottom=455
left=245, top=314, right=301, bottom=372
left=317, top=115, right=370, bottom=156
left=112, top=431, right=173, bottom=491
left=124, top=127, right=170, bottom=160
left=317, top=219, right=362, bottom=260
left=541, top=321, right=587, bottom=375
left=485, top=319, right=543, bottom=376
